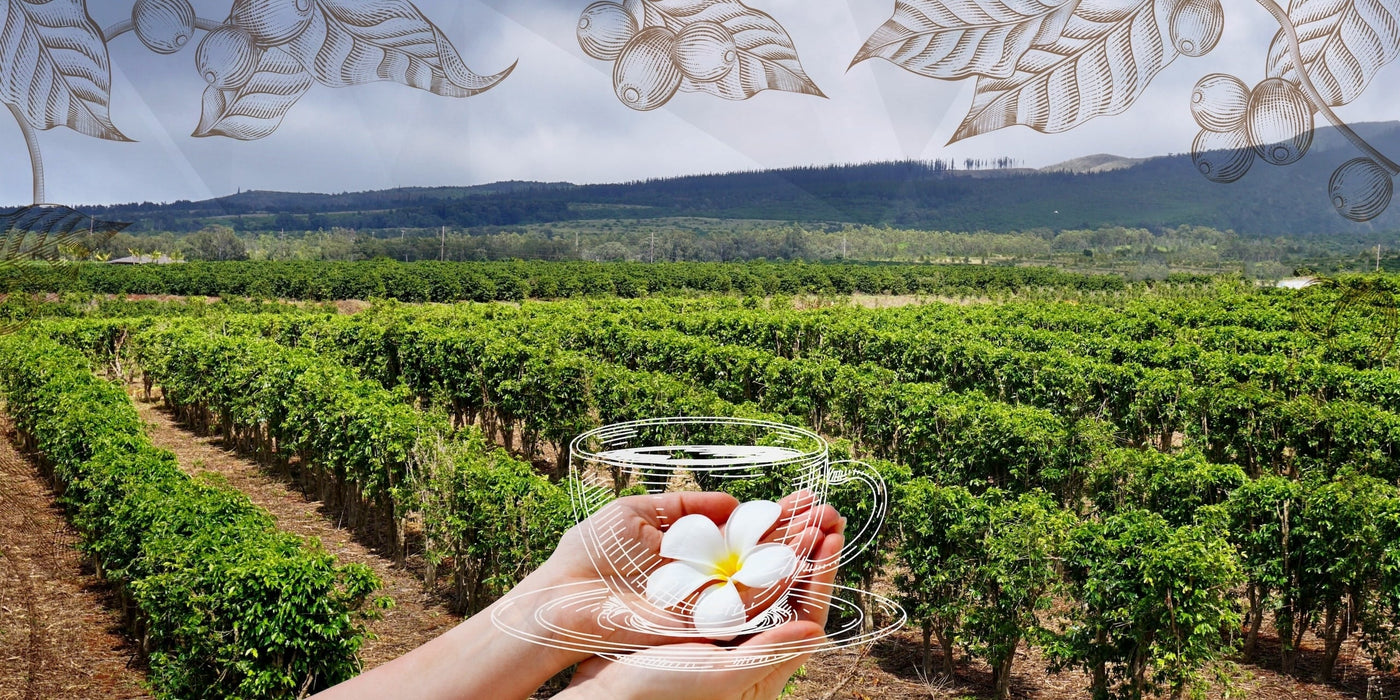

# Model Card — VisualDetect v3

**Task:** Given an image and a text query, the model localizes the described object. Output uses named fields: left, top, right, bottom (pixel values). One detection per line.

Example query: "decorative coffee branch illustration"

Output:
left=854, top=0, right=1400, bottom=222
left=0, top=204, right=129, bottom=335
left=1288, top=275, right=1400, bottom=362
left=1, top=0, right=514, bottom=208
left=577, top=0, right=824, bottom=111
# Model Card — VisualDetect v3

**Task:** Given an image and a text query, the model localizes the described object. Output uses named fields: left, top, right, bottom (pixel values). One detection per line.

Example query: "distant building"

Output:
left=1276, top=277, right=1317, bottom=290
left=107, top=255, right=182, bottom=265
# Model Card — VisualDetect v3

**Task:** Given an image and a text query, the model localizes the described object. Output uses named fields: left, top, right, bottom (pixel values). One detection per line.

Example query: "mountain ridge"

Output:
left=83, top=121, right=1400, bottom=237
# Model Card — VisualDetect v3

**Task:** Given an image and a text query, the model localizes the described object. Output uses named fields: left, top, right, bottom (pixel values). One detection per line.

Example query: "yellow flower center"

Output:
left=713, top=551, right=742, bottom=581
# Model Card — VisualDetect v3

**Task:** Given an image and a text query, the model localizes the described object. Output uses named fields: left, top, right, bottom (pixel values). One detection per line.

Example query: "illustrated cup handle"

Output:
left=807, top=459, right=887, bottom=574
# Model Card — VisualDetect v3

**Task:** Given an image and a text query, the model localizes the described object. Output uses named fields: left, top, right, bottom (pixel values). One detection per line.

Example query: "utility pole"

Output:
left=441, top=225, right=446, bottom=262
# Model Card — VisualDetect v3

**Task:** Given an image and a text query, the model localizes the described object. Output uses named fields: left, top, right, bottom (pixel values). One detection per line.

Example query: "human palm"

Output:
left=554, top=522, right=845, bottom=700
left=524, top=490, right=843, bottom=657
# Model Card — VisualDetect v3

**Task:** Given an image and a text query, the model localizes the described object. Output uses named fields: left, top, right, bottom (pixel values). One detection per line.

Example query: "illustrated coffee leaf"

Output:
left=1, top=204, right=129, bottom=336
left=1265, top=0, right=1400, bottom=107
left=1, top=204, right=127, bottom=280
left=0, top=0, right=130, bottom=141
left=951, top=0, right=1179, bottom=143
left=193, top=48, right=314, bottom=140
left=286, top=0, right=514, bottom=97
left=851, top=0, right=1078, bottom=80
left=644, top=0, right=823, bottom=100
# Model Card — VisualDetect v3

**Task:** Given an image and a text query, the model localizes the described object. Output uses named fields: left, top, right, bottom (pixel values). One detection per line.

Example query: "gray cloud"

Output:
left=1, top=0, right=1395, bottom=206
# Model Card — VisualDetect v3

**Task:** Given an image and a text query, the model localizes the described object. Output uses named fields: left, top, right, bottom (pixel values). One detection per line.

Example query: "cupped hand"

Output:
left=553, top=526, right=845, bottom=700
left=511, top=490, right=843, bottom=664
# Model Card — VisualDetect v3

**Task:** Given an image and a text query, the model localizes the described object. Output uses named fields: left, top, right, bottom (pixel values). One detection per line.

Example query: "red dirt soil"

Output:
left=0, top=415, right=150, bottom=700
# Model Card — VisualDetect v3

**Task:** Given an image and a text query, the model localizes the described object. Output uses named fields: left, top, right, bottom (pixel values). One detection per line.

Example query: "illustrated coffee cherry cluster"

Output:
left=1190, top=74, right=1315, bottom=183
left=194, top=0, right=314, bottom=89
left=578, top=1, right=740, bottom=111
left=1190, top=71, right=1395, bottom=222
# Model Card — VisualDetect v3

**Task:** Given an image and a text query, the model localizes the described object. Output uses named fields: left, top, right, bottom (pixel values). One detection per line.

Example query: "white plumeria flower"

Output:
left=645, top=500, right=800, bottom=640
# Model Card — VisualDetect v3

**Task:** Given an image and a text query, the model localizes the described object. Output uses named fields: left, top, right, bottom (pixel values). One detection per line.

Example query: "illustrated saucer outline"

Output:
left=490, top=579, right=907, bottom=671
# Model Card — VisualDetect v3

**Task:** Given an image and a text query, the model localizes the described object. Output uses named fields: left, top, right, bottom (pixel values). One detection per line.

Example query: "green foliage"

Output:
left=895, top=481, right=1070, bottom=698
left=0, top=259, right=1125, bottom=300
left=70, top=146, right=1400, bottom=241
left=1050, top=510, right=1242, bottom=700
left=410, top=434, right=573, bottom=614
left=825, top=455, right=909, bottom=598
left=1266, top=471, right=1400, bottom=679
left=22, top=275, right=1400, bottom=699
left=0, top=334, right=377, bottom=699
left=1089, top=449, right=1246, bottom=526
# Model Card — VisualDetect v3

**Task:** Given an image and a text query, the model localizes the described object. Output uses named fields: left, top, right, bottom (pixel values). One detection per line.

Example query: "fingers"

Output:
left=737, top=620, right=825, bottom=653
left=669, top=491, right=741, bottom=523
left=733, top=620, right=823, bottom=684
left=790, top=532, right=843, bottom=630
left=616, top=491, right=740, bottom=531
left=775, top=490, right=843, bottom=542
left=630, top=490, right=841, bottom=542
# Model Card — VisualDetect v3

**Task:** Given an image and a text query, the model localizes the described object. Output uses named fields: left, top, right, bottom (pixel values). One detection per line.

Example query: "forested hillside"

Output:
left=80, top=123, right=1400, bottom=237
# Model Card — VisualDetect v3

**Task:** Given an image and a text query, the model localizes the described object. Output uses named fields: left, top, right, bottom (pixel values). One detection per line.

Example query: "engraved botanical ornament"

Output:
left=1, top=0, right=514, bottom=207
left=3, top=0, right=1397, bottom=254
left=574, top=0, right=824, bottom=110
left=854, top=0, right=1400, bottom=221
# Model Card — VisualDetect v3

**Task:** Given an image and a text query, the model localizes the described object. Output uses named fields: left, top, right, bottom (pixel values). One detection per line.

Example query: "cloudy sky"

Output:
left=1, top=0, right=1396, bottom=206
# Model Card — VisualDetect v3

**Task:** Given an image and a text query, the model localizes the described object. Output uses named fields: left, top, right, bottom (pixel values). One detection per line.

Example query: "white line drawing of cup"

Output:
left=567, top=416, right=888, bottom=638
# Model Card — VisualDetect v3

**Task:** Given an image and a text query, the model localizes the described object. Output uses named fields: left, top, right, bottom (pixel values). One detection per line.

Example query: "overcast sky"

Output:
left=1, top=0, right=1396, bottom=206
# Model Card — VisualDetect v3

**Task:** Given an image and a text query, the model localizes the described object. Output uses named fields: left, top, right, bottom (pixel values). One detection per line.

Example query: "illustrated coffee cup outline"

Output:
left=566, top=416, right=887, bottom=636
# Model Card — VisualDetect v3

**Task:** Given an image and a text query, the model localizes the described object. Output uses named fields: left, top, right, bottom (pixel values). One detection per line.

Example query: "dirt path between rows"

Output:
left=129, top=393, right=461, bottom=673
left=0, top=416, right=150, bottom=700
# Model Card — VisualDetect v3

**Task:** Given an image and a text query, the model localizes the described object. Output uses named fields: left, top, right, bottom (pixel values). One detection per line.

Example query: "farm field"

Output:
left=2, top=270, right=1399, bottom=699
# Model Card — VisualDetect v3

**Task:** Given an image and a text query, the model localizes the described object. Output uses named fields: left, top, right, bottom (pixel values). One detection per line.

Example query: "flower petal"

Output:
left=646, top=561, right=720, bottom=608
left=660, top=513, right=727, bottom=568
left=724, top=499, right=782, bottom=553
left=732, top=542, right=799, bottom=589
left=692, top=581, right=746, bottom=639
